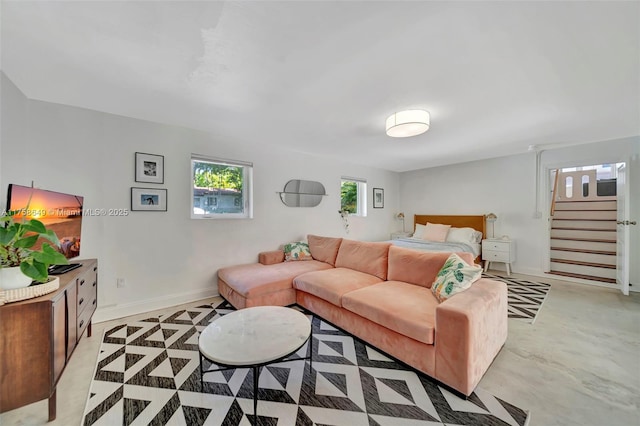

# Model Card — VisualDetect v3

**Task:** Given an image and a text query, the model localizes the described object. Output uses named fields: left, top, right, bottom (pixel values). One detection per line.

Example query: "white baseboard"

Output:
left=93, top=288, right=220, bottom=323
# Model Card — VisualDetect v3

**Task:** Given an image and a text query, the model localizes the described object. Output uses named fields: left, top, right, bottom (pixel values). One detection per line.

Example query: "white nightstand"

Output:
left=391, top=231, right=412, bottom=240
left=482, top=239, right=516, bottom=275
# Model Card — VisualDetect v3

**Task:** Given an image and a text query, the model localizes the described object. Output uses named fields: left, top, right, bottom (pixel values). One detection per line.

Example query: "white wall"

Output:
left=400, top=137, right=640, bottom=288
left=0, top=73, right=400, bottom=321
left=0, top=71, right=29, bottom=206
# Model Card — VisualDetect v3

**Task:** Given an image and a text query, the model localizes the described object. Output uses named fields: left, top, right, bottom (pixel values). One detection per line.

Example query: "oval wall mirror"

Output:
left=278, top=179, right=327, bottom=207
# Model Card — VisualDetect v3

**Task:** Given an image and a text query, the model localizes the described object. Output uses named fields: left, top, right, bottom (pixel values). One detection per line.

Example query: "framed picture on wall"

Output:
left=373, top=188, right=384, bottom=208
left=135, top=152, right=164, bottom=184
left=131, top=187, right=167, bottom=211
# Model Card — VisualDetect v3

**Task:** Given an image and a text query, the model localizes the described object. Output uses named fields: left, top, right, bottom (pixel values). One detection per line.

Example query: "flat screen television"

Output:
left=6, top=184, right=84, bottom=273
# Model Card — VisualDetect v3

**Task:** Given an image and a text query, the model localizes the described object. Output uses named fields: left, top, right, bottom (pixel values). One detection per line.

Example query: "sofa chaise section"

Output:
left=218, top=259, right=332, bottom=309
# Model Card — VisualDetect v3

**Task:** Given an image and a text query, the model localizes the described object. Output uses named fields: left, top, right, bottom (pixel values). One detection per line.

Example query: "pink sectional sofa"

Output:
left=217, top=235, right=508, bottom=396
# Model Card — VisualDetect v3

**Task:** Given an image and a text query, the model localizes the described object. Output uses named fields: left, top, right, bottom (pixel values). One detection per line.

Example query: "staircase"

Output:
left=549, top=170, right=617, bottom=284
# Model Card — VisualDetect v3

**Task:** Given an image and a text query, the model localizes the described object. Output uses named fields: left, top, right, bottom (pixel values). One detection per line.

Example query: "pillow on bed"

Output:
left=431, top=252, right=483, bottom=302
left=422, top=222, right=451, bottom=242
left=446, top=227, right=483, bottom=244
left=413, top=223, right=426, bottom=239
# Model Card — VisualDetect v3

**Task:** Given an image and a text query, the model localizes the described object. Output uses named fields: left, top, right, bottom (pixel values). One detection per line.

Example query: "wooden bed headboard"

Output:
left=414, top=215, right=487, bottom=240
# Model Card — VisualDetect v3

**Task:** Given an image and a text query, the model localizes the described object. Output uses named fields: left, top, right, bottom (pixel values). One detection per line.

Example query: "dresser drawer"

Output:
left=76, top=268, right=97, bottom=315
left=482, top=240, right=510, bottom=252
left=483, top=250, right=510, bottom=262
left=77, top=297, right=96, bottom=339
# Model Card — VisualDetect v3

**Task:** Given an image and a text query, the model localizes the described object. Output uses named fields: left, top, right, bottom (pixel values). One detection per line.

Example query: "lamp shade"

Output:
left=486, top=213, right=497, bottom=222
left=386, top=110, right=430, bottom=138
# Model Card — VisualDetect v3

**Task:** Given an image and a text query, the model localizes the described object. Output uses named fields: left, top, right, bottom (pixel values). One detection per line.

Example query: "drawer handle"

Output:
left=93, top=281, right=97, bottom=287
left=93, top=266, right=97, bottom=272
left=92, top=299, right=97, bottom=306
left=80, top=279, right=85, bottom=286
left=79, top=297, right=84, bottom=306
left=79, top=320, right=84, bottom=328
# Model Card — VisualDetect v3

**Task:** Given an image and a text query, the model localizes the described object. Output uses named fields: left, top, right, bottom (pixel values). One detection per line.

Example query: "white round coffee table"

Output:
left=198, top=306, right=313, bottom=419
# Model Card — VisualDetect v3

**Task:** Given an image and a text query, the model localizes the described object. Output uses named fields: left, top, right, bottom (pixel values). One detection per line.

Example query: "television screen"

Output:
left=6, top=184, right=83, bottom=260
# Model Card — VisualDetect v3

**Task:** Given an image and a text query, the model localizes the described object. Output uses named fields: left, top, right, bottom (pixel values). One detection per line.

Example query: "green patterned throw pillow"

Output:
left=283, top=241, right=312, bottom=261
left=431, top=253, right=482, bottom=302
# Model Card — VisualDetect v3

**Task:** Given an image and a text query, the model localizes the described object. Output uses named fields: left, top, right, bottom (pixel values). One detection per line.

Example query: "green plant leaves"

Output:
left=23, top=219, right=47, bottom=234
left=0, top=228, right=17, bottom=245
left=13, top=234, right=39, bottom=248
left=33, top=243, right=68, bottom=265
left=20, top=260, right=48, bottom=282
left=2, top=212, right=67, bottom=282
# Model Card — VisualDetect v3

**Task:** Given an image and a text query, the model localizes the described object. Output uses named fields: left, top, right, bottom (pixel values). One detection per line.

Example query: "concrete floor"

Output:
left=1, top=273, right=639, bottom=426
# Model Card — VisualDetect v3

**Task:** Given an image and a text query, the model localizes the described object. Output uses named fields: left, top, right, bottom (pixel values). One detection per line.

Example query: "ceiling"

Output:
left=2, top=1, right=639, bottom=172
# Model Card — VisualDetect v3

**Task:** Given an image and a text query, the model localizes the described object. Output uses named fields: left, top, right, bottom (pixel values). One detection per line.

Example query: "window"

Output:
left=341, top=177, right=367, bottom=217
left=191, top=154, right=253, bottom=219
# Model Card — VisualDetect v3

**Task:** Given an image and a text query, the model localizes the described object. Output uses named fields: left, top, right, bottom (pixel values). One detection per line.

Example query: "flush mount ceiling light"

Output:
left=385, top=110, right=430, bottom=138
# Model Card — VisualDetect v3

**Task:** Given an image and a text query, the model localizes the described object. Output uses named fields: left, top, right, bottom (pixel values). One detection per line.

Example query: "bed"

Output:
left=390, top=214, right=487, bottom=262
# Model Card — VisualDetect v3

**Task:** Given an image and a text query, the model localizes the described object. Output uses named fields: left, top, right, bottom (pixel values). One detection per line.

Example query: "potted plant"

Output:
left=0, top=212, right=69, bottom=290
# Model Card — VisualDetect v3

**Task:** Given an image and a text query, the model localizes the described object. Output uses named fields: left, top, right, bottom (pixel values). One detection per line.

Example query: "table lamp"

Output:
left=486, top=213, right=497, bottom=239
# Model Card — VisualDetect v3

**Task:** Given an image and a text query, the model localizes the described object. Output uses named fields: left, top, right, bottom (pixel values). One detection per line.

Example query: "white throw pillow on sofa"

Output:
left=432, top=253, right=483, bottom=302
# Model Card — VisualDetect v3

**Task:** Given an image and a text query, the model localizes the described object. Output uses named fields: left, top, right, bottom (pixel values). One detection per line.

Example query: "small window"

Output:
left=565, top=176, right=573, bottom=198
left=191, top=154, right=253, bottom=219
left=582, top=175, right=589, bottom=197
left=341, top=177, right=367, bottom=217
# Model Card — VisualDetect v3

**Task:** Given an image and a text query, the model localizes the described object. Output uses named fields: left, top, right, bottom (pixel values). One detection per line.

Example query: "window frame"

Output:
left=191, top=154, right=253, bottom=219
left=340, top=177, right=367, bottom=217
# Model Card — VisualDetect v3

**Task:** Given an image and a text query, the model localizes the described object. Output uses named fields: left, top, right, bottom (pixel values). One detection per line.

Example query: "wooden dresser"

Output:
left=0, top=259, right=98, bottom=421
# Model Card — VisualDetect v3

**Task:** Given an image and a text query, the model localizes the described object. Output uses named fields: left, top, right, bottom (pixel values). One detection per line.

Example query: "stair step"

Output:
left=550, top=252, right=616, bottom=266
left=554, top=200, right=617, bottom=211
left=552, top=210, right=617, bottom=220
left=551, top=229, right=617, bottom=240
left=551, top=220, right=616, bottom=230
left=550, top=247, right=616, bottom=256
left=550, top=261, right=617, bottom=279
left=552, top=218, right=615, bottom=221
left=555, top=200, right=615, bottom=203
left=548, top=270, right=617, bottom=284
left=551, top=227, right=614, bottom=231
left=550, top=258, right=616, bottom=269
left=550, top=237, right=616, bottom=243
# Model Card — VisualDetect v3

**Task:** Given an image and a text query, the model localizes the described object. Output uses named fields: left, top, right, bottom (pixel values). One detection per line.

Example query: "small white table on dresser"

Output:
left=482, top=239, right=516, bottom=276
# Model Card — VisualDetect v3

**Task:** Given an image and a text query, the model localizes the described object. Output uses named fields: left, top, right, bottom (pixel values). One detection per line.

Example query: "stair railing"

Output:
left=550, top=169, right=560, bottom=216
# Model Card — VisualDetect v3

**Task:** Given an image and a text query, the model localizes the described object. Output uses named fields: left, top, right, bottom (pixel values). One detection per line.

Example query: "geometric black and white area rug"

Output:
left=82, top=301, right=530, bottom=426
left=483, top=273, right=551, bottom=324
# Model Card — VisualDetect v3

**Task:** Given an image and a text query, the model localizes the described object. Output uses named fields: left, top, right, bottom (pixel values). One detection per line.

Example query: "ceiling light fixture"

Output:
left=385, top=110, right=430, bottom=138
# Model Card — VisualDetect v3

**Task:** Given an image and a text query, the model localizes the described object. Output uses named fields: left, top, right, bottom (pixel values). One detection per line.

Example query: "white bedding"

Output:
left=390, top=237, right=481, bottom=257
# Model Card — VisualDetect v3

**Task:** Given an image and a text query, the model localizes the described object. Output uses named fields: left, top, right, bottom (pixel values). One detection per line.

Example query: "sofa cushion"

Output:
left=308, top=235, right=343, bottom=266
left=342, top=281, right=438, bottom=345
left=334, top=239, right=391, bottom=280
left=284, top=241, right=312, bottom=261
left=218, top=260, right=332, bottom=297
left=258, top=250, right=285, bottom=265
left=387, top=246, right=476, bottom=288
left=432, top=253, right=483, bottom=302
left=293, top=267, right=382, bottom=307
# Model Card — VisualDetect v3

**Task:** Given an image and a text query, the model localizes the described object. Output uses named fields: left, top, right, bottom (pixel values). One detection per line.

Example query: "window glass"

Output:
left=191, top=155, right=253, bottom=219
left=341, top=178, right=367, bottom=217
